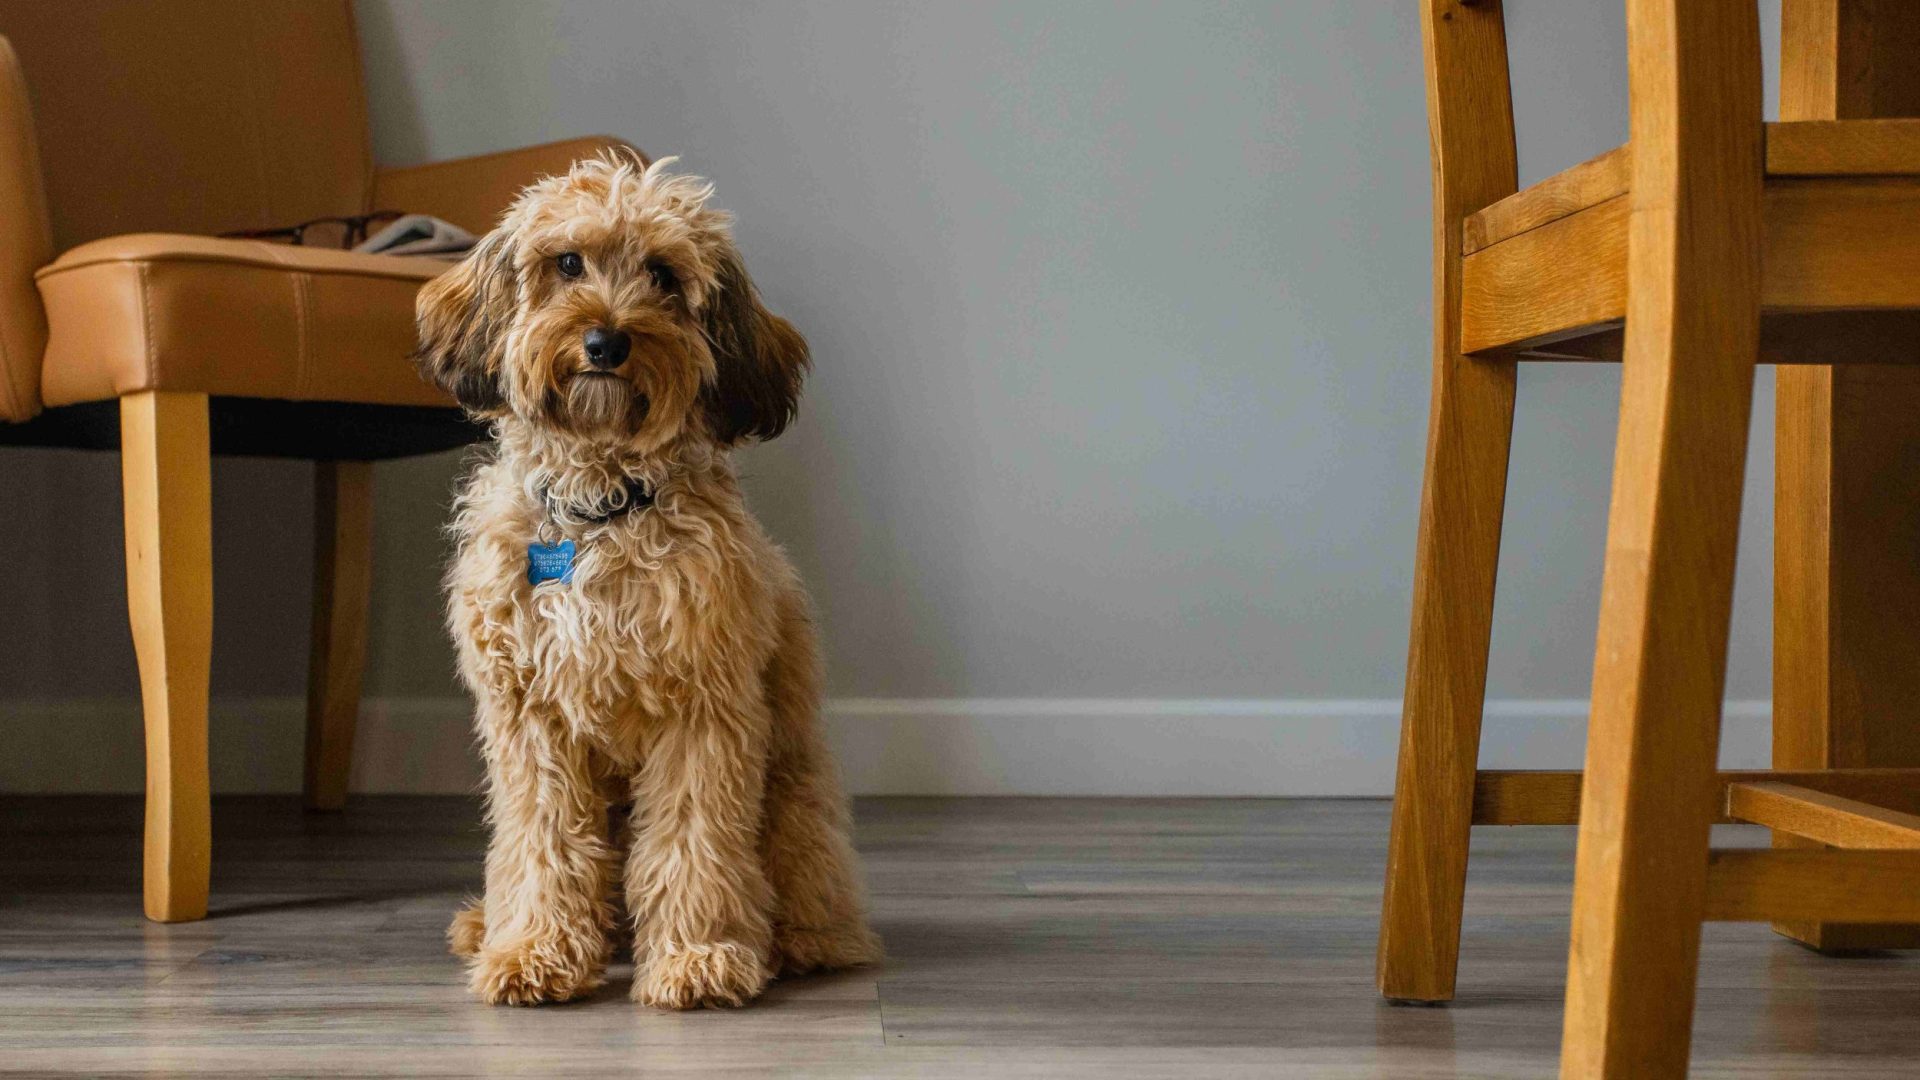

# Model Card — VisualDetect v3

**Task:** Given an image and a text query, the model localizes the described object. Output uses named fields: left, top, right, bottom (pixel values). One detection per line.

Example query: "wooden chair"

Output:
left=1379, top=1, right=1920, bottom=1075
left=0, top=0, right=634, bottom=923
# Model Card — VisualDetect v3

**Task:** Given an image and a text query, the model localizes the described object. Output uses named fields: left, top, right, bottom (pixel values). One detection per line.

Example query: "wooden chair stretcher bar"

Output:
left=1705, top=850, right=1920, bottom=922
left=1472, top=767, right=1920, bottom=825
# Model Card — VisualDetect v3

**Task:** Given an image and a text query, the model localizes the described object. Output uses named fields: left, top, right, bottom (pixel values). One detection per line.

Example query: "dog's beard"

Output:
left=564, top=372, right=641, bottom=431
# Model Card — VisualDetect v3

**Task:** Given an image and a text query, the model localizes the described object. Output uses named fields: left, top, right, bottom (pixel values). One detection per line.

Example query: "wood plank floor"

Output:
left=2, top=796, right=1916, bottom=1078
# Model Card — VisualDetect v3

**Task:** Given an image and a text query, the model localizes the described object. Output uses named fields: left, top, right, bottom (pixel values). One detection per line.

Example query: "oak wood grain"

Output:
left=1769, top=118, right=1920, bottom=174
left=1460, top=119, right=1920, bottom=255
left=1559, top=3, right=1765, bottom=1076
left=1459, top=194, right=1627, bottom=355
left=1706, top=849, right=1920, bottom=922
left=1461, top=146, right=1629, bottom=255
left=1726, top=782, right=1920, bottom=849
left=1474, top=767, right=1920, bottom=826
left=1459, top=178, right=1920, bottom=354
left=1376, top=0, right=1518, bottom=1007
left=1773, top=0, right=1920, bottom=954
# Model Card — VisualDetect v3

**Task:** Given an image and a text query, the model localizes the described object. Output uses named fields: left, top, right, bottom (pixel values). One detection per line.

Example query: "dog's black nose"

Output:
left=583, top=326, right=630, bottom=369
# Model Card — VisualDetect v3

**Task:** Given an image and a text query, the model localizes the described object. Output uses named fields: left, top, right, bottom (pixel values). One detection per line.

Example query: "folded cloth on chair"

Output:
left=354, top=214, right=477, bottom=259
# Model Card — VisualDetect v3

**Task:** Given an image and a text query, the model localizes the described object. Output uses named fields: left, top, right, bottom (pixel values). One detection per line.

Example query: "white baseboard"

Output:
left=1, top=697, right=485, bottom=797
left=825, top=698, right=1773, bottom=796
left=1, top=696, right=1773, bottom=797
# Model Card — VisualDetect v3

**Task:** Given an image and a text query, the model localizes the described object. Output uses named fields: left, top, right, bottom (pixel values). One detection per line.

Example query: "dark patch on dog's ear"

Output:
left=413, top=230, right=518, bottom=416
left=698, top=242, right=810, bottom=444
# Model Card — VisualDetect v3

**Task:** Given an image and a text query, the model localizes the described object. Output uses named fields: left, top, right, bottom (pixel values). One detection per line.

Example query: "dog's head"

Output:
left=414, top=153, right=809, bottom=453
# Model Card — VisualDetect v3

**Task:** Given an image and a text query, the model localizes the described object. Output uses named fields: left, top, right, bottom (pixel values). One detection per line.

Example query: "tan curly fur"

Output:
left=415, top=152, right=881, bottom=1010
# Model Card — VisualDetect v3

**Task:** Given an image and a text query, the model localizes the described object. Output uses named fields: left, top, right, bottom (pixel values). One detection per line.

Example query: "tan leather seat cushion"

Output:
left=34, top=234, right=454, bottom=409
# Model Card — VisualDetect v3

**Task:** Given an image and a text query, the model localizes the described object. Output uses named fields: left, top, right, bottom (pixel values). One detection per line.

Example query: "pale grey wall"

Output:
left=1, top=2, right=1787, bottom=790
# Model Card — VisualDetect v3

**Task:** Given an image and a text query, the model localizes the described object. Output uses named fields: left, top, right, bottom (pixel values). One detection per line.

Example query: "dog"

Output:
left=413, top=152, right=881, bottom=1009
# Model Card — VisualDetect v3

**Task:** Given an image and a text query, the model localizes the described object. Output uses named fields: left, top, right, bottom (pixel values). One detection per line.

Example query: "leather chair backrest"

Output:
left=0, top=0, right=374, bottom=420
left=0, top=36, right=51, bottom=422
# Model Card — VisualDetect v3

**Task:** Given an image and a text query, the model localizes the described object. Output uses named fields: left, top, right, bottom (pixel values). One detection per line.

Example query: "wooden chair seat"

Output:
left=1462, top=119, right=1920, bottom=363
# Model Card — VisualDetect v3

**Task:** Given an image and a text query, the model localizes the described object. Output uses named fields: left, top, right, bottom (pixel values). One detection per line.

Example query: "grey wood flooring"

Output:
left=2, top=796, right=1915, bottom=1077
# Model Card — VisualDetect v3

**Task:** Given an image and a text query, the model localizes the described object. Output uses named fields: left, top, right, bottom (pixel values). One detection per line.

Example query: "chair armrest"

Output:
left=371, top=135, right=645, bottom=236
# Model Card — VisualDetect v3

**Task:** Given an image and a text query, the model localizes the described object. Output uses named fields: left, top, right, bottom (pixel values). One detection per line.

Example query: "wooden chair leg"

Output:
left=120, top=391, right=213, bottom=923
left=1376, top=352, right=1515, bottom=1003
left=1378, top=1, right=1520, bottom=1006
left=1560, top=4, right=1764, bottom=1076
left=303, top=460, right=374, bottom=812
left=1770, top=0, right=1920, bottom=954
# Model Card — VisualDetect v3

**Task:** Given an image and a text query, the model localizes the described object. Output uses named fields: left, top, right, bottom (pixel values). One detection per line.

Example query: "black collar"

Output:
left=543, top=475, right=655, bottom=526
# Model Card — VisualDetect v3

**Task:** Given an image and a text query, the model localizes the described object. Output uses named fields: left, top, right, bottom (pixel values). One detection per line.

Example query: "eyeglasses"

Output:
left=220, top=210, right=404, bottom=249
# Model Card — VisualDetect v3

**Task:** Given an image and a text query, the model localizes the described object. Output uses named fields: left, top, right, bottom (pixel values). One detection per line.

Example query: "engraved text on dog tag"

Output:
left=527, top=540, right=576, bottom=586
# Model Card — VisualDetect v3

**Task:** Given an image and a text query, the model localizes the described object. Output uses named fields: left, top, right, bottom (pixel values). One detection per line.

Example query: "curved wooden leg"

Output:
left=120, top=391, right=213, bottom=923
left=1560, top=4, right=1764, bottom=1075
left=303, top=460, right=374, bottom=812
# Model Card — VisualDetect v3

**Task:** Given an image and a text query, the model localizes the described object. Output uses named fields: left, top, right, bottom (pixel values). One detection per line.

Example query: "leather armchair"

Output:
left=0, top=1, right=641, bottom=921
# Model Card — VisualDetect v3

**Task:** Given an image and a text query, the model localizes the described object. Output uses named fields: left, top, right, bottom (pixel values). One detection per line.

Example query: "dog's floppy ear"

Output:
left=413, top=229, right=518, bottom=416
left=699, top=241, right=810, bottom=444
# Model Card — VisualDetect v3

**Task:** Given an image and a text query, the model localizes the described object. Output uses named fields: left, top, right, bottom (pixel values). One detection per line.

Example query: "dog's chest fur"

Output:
left=445, top=450, right=781, bottom=762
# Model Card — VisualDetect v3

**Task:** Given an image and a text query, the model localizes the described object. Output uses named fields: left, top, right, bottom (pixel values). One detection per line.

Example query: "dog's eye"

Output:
left=556, top=252, right=585, bottom=279
left=645, top=258, right=678, bottom=294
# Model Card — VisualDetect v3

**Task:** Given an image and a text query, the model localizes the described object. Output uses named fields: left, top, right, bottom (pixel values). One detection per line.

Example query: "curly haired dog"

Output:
left=414, top=153, right=880, bottom=1009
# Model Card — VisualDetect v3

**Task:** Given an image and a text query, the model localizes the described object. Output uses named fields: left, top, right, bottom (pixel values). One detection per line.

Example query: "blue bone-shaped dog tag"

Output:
left=527, top=540, right=576, bottom=586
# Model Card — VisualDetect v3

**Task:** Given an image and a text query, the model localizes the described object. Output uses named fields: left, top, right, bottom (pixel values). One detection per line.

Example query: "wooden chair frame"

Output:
left=120, top=394, right=377, bottom=923
left=1379, top=2, right=1920, bottom=1076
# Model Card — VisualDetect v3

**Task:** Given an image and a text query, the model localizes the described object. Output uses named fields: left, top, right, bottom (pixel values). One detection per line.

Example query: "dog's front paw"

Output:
left=774, top=922, right=884, bottom=976
left=632, top=941, right=772, bottom=1010
left=448, top=901, right=486, bottom=959
left=469, top=934, right=606, bottom=1006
